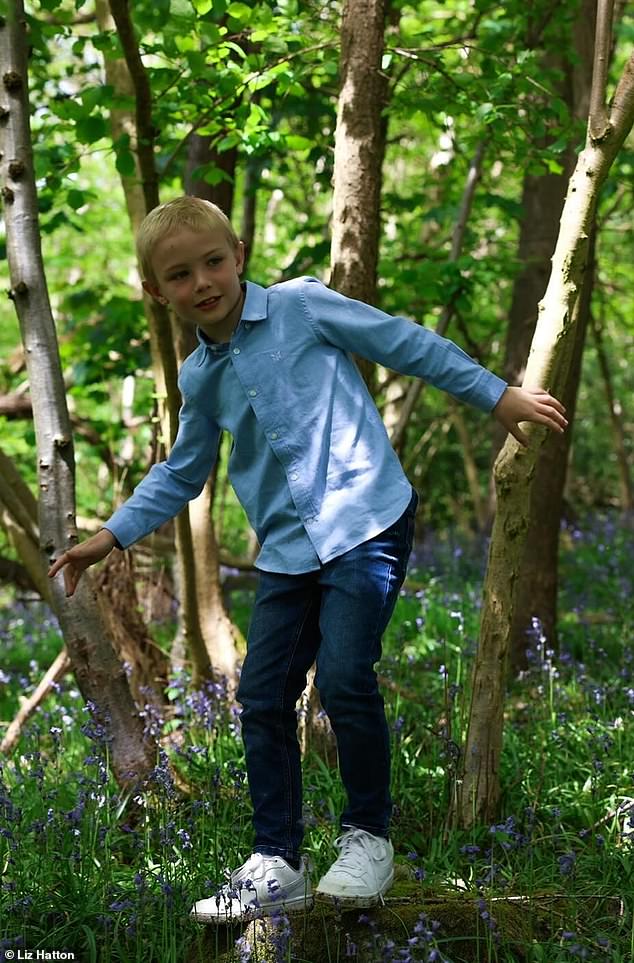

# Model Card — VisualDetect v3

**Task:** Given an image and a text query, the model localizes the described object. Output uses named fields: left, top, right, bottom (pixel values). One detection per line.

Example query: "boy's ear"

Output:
left=142, top=280, right=168, bottom=305
left=235, top=240, right=246, bottom=274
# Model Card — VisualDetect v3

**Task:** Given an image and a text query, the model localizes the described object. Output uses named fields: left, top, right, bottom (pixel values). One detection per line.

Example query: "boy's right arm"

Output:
left=49, top=389, right=221, bottom=597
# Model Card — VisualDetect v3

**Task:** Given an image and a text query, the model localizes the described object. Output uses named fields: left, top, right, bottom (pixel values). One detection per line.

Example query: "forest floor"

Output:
left=1, top=512, right=633, bottom=962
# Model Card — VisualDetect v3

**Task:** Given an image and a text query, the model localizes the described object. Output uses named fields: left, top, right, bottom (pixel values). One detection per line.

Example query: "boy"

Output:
left=48, top=197, right=567, bottom=922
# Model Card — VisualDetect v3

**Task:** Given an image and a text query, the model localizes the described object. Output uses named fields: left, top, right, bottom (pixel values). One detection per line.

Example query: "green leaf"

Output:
left=475, top=102, right=494, bottom=121
left=76, top=115, right=107, bottom=144
left=192, top=0, right=212, bottom=12
left=545, top=158, right=564, bottom=175
left=115, top=149, right=136, bottom=177
left=203, top=166, right=233, bottom=186
left=67, top=189, right=85, bottom=210
left=285, top=135, right=312, bottom=150
left=227, top=1, right=252, bottom=21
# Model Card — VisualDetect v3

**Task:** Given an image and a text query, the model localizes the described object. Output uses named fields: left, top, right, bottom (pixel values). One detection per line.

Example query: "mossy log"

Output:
left=187, top=876, right=623, bottom=963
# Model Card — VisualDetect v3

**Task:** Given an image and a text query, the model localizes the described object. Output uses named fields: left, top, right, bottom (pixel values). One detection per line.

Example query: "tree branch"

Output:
left=107, top=0, right=159, bottom=211
left=589, top=0, right=614, bottom=140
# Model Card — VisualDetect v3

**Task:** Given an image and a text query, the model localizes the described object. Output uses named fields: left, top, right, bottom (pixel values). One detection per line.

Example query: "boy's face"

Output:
left=144, top=227, right=245, bottom=342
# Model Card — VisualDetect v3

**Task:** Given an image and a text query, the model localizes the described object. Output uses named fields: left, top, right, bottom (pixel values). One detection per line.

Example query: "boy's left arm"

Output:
left=301, top=279, right=566, bottom=446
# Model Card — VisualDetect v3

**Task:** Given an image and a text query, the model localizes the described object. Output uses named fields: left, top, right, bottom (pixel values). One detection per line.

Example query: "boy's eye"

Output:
left=168, top=270, right=188, bottom=281
left=208, top=257, right=223, bottom=266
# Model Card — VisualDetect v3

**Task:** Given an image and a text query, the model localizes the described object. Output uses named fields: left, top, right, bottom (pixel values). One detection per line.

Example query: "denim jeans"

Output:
left=236, top=487, right=418, bottom=863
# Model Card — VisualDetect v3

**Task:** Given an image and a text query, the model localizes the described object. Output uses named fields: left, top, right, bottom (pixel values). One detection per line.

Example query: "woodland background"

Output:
left=1, top=0, right=634, bottom=960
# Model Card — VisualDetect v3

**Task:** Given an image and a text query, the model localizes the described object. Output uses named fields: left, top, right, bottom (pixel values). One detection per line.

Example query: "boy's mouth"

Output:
left=196, top=295, right=221, bottom=309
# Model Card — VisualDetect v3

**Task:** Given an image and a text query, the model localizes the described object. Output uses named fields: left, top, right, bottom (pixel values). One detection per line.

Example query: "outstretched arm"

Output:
left=493, top=386, right=567, bottom=447
left=48, top=528, right=117, bottom=597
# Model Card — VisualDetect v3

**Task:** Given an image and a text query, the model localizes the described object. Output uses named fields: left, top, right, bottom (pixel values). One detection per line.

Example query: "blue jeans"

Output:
left=236, top=488, right=418, bottom=863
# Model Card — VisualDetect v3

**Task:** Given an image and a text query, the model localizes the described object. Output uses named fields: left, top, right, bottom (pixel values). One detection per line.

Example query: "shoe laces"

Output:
left=332, top=828, right=382, bottom=887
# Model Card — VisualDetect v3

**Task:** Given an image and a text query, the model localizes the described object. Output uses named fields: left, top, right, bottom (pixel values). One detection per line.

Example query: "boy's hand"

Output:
left=493, top=386, right=568, bottom=448
left=48, top=528, right=117, bottom=597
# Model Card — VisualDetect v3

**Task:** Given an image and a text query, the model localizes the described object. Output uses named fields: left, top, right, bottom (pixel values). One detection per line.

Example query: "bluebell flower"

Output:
left=557, top=851, right=576, bottom=876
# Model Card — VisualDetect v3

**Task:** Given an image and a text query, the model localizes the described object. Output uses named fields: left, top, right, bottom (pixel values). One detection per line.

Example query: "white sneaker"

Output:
left=315, top=828, right=394, bottom=906
left=190, top=853, right=313, bottom=924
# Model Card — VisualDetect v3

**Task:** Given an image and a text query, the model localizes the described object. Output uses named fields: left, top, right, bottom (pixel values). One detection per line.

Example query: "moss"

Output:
left=188, top=889, right=570, bottom=962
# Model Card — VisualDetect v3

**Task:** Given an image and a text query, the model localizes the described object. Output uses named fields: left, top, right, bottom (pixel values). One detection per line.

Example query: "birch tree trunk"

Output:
left=0, top=0, right=154, bottom=788
left=487, top=0, right=597, bottom=672
left=452, top=22, right=634, bottom=826
left=329, top=0, right=390, bottom=393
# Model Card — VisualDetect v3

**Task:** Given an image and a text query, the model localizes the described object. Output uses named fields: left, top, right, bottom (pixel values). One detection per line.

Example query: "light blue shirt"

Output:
left=105, top=277, right=507, bottom=572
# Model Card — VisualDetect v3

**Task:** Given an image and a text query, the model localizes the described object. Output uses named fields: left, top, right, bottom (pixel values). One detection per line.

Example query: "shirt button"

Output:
left=270, top=432, right=278, bottom=440
left=244, top=323, right=251, bottom=330
left=249, top=389, right=257, bottom=397
left=290, top=472, right=299, bottom=481
left=233, top=347, right=241, bottom=355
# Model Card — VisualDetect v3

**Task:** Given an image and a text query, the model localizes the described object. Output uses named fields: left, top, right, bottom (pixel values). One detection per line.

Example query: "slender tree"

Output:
left=591, top=310, right=634, bottom=510
left=329, top=0, right=390, bottom=392
left=452, top=1, right=634, bottom=826
left=103, top=0, right=219, bottom=681
left=487, top=0, right=601, bottom=671
left=0, top=0, right=154, bottom=787
left=182, top=132, right=245, bottom=679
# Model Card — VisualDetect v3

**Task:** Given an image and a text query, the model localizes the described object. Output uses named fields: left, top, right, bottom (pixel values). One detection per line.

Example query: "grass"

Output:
left=1, top=512, right=633, bottom=961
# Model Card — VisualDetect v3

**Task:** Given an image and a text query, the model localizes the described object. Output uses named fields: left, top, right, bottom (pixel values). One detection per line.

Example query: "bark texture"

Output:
left=454, top=32, right=634, bottom=826
left=0, top=0, right=154, bottom=786
left=488, top=1, right=597, bottom=671
left=329, top=0, right=389, bottom=393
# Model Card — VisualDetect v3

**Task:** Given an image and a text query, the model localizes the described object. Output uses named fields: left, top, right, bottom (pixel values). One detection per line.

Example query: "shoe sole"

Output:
left=190, top=895, right=314, bottom=925
left=314, top=870, right=394, bottom=908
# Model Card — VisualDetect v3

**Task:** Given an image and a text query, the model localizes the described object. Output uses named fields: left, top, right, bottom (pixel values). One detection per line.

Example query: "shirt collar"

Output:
left=240, top=279, right=268, bottom=321
left=195, top=280, right=268, bottom=348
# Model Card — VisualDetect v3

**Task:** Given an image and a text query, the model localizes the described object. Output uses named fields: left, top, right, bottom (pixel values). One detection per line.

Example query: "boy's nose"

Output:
left=194, top=271, right=212, bottom=291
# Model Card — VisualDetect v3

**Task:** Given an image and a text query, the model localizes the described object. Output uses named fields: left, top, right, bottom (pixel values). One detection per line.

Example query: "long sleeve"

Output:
left=300, top=278, right=507, bottom=412
left=104, top=394, right=221, bottom=549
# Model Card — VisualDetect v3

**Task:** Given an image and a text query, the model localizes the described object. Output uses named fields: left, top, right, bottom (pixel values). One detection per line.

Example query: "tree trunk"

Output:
left=453, top=18, right=634, bottom=826
left=592, top=313, right=634, bottom=510
left=329, top=0, right=390, bottom=394
left=103, top=0, right=213, bottom=683
left=487, top=0, right=597, bottom=672
left=182, top=134, right=243, bottom=679
left=450, top=403, right=488, bottom=532
left=241, top=157, right=261, bottom=274
left=0, top=447, right=53, bottom=605
left=510, top=231, right=596, bottom=673
left=184, top=133, right=237, bottom=214
left=0, top=0, right=154, bottom=788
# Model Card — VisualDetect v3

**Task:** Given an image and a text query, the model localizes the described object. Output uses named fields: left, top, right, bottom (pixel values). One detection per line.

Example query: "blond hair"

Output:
left=137, top=196, right=240, bottom=283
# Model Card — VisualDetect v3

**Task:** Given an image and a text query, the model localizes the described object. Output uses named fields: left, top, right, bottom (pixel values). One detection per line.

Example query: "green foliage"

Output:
left=0, top=0, right=633, bottom=540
